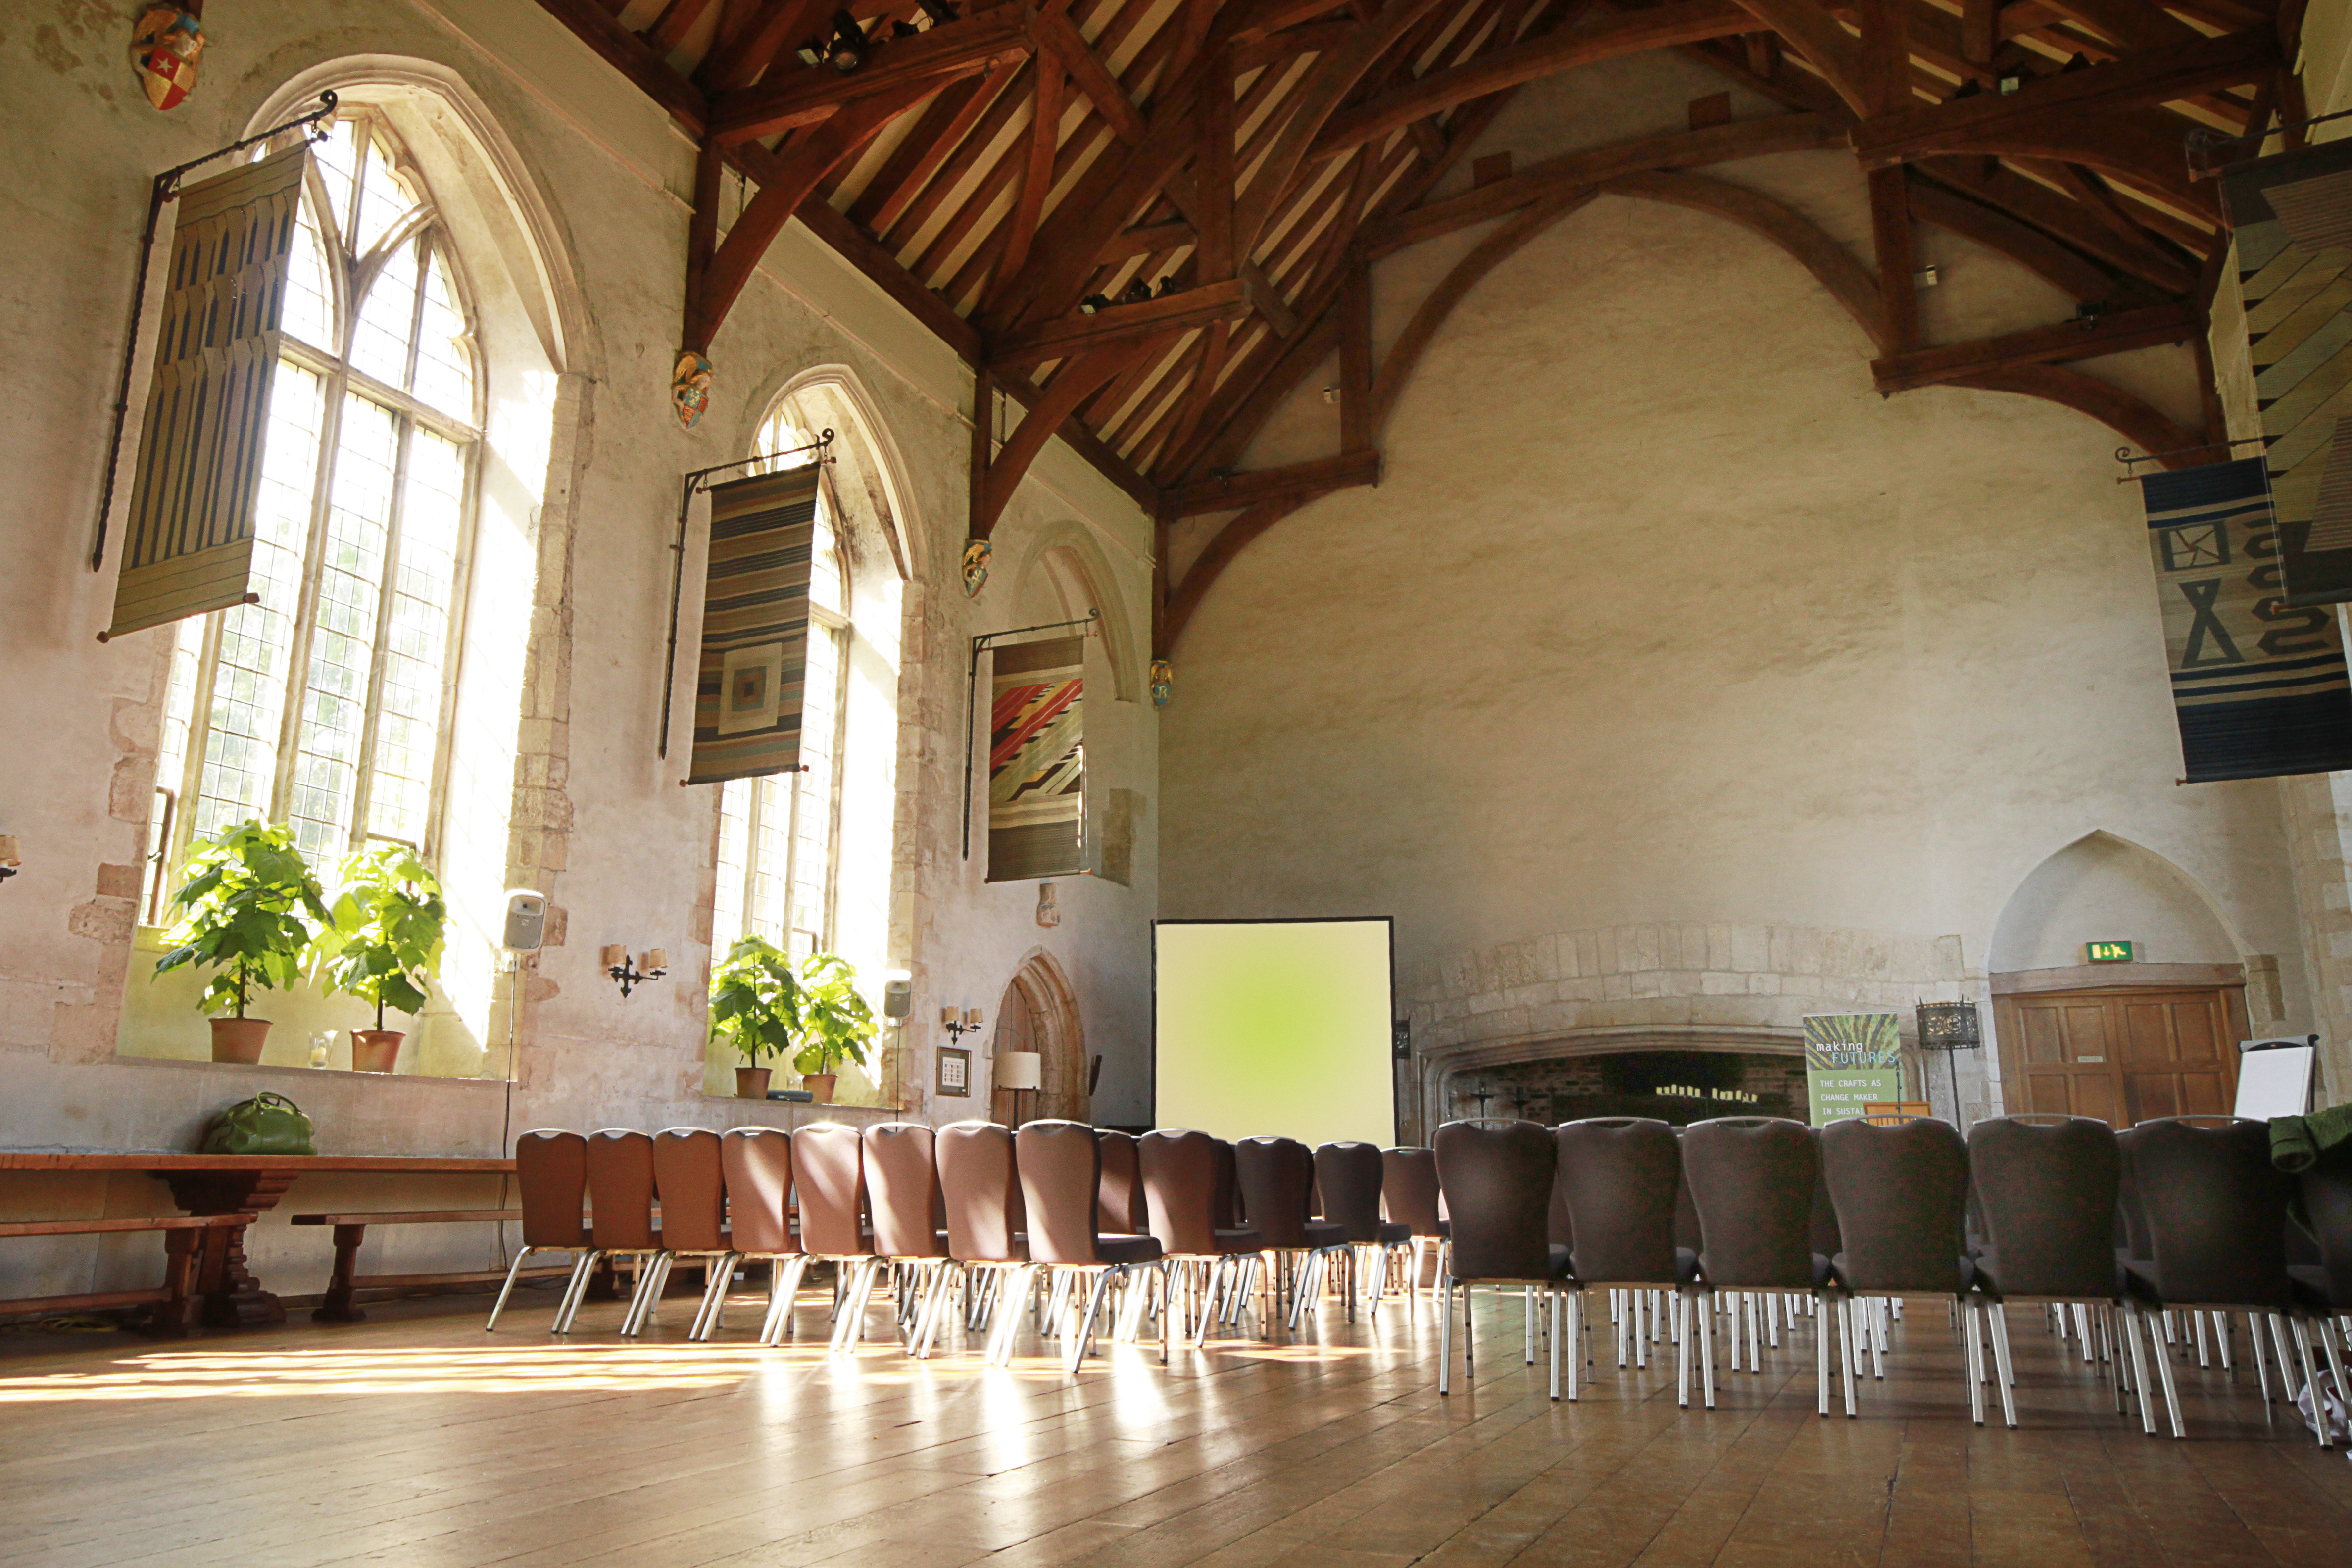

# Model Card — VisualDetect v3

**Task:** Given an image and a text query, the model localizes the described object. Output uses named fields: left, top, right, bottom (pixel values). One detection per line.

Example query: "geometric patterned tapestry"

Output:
left=2138, top=456, right=2352, bottom=782
left=988, top=635, right=1084, bottom=882
left=687, top=463, right=820, bottom=785
left=2221, top=139, right=2352, bottom=606
left=106, top=146, right=308, bottom=639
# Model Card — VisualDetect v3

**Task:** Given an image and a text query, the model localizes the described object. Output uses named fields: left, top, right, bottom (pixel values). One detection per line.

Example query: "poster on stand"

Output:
left=1803, top=1013, right=1903, bottom=1125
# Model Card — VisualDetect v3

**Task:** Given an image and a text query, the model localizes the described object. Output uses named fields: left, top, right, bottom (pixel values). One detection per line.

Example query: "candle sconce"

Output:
left=0, top=835, right=18, bottom=887
left=603, top=945, right=667, bottom=999
left=942, top=1006, right=984, bottom=1042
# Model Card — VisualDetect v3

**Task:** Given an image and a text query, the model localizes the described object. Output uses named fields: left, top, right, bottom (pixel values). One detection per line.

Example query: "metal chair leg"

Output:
left=1989, top=1302, right=2018, bottom=1428
left=551, top=1250, right=604, bottom=1334
left=1438, top=1277, right=1454, bottom=1395
left=1838, top=1296, right=1859, bottom=1418
left=2147, top=1306, right=2186, bottom=1437
left=1549, top=1287, right=1562, bottom=1401
left=1813, top=1290, right=1829, bottom=1417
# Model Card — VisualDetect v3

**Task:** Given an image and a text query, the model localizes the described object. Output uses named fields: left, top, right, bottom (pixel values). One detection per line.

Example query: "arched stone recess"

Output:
left=991, top=947, right=1090, bottom=1125
left=1988, top=830, right=2252, bottom=989
left=1003, top=521, right=1144, bottom=703
left=742, top=364, right=922, bottom=585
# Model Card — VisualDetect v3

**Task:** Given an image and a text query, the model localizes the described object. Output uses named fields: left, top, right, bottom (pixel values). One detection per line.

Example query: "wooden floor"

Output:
left=2, top=1279, right=2346, bottom=1568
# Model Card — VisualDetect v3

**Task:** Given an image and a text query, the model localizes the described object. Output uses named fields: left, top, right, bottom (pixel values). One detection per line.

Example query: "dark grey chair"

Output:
left=1018, top=1120, right=1165, bottom=1373
left=1139, top=1128, right=1265, bottom=1351
left=1381, top=1146, right=1447, bottom=1297
left=1681, top=1116, right=1836, bottom=1414
left=1236, top=1136, right=1349, bottom=1333
left=1432, top=1120, right=1570, bottom=1398
left=1554, top=1118, right=1699, bottom=1404
left=1315, top=1141, right=1411, bottom=1316
left=1822, top=1116, right=1994, bottom=1424
left=2118, top=1116, right=2329, bottom=1443
left=1967, top=1115, right=2129, bottom=1421
left=2293, top=1143, right=2352, bottom=1405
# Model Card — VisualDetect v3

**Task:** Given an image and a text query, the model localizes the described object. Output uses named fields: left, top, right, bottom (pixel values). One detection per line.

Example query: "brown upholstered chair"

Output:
left=2117, top=1116, right=2328, bottom=1442
left=1019, top=1121, right=1166, bottom=1372
left=1097, top=1129, right=1146, bottom=1235
left=793, top=1122, right=879, bottom=1353
left=1316, top=1141, right=1411, bottom=1315
left=560, top=1129, right=665, bottom=1335
left=1967, top=1115, right=2129, bottom=1420
left=1381, top=1146, right=1447, bottom=1296
left=1822, top=1115, right=1994, bottom=1424
left=1236, top=1137, right=1349, bottom=1334
left=1680, top=1116, right=1836, bottom=1414
left=864, top=1122, right=949, bottom=1353
left=1432, top=1120, right=1570, bottom=1397
left=1139, top=1128, right=1265, bottom=1349
left=648, top=1128, right=737, bottom=1340
left=720, top=1127, right=808, bottom=1344
left=1555, top=1119, right=1700, bottom=1403
left=931, top=1119, right=1029, bottom=1362
left=488, top=1129, right=591, bottom=1331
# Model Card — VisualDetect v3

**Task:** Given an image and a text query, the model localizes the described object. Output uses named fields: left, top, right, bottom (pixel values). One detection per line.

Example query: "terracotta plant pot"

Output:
left=735, top=1066, right=772, bottom=1099
left=350, top=1029, right=404, bottom=1073
left=801, top=1072, right=836, bottom=1104
left=209, top=1017, right=272, bottom=1065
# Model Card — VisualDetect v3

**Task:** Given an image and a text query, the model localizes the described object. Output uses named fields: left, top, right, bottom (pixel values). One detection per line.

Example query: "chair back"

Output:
left=719, top=1127, right=795, bottom=1254
left=936, top=1120, right=1023, bottom=1263
left=1822, top=1116, right=1969, bottom=1295
left=1380, top=1147, right=1442, bottom=1235
left=1018, top=1120, right=1103, bottom=1266
left=1807, top=1129, right=1841, bottom=1258
left=2117, top=1117, right=2292, bottom=1307
left=1212, top=1138, right=1241, bottom=1226
left=792, top=1122, right=870, bottom=1257
left=1140, top=1128, right=1221, bottom=1255
left=1557, top=1118, right=1680, bottom=1286
left=1967, top=1115, right=2118, bottom=1300
left=1432, top=1120, right=1556, bottom=1283
left=1680, top=1117, right=1817, bottom=1290
left=650, top=1128, right=727, bottom=1252
left=1097, top=1129, right=1145, bottom=1234
left=1315, top=1142, right=1384, bottom=1243
left=864, top=1122, right=944, bottom=1259
left=514, top=1129, right=588, bottom=1250
left=2304, top=1143, right=2352, bottom=1306
left=586, top=1130, right=658, bottom=1250
left=1235, top=1137, right=1316, bottom=1248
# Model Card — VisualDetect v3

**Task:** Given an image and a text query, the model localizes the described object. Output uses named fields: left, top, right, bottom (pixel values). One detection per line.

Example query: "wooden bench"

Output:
left=291, top=1209, right=575, bottom=1322
left=0, top=1213, right=254, bottom=1338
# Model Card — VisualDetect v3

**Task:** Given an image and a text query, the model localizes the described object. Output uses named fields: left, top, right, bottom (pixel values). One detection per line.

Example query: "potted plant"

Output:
left=709, top=936, right=801, bottom=1099
left=154, top=819, right=331, bottom=1064
left=309, top=842, right=448, bottom=1073
left=791, top=952, right=878, bottom=1104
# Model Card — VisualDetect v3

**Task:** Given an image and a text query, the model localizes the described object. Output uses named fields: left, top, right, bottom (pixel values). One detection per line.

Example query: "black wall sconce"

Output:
left=604, top=944, right=667, bottom=999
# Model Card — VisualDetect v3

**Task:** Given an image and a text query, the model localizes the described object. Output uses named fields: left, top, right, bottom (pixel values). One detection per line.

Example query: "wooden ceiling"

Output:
left=537, top=0, right=2299, bottom=648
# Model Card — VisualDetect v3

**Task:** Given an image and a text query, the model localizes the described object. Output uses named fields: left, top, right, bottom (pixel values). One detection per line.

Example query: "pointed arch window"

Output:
left=147, top=111, right=481, bottom=909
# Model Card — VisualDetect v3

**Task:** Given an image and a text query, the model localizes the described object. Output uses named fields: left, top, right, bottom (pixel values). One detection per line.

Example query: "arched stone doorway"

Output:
left=991, top=951, right=1089, bottom=1124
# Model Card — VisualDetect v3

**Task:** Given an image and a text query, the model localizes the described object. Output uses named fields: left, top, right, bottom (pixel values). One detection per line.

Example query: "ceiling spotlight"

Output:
left=2061, top=51, right=2091, bottom=74
left=1156, top=276, right=1178, bottom=297
left=892, top=18, right=921, bottom=37
left=1078, top=294, right=1110, bottom=315
left=917, top=0, right=961, bottom=23
left=1120, top=278, right=1153, bottom=306
left=1996, top=67, right=2025, bottom=94
left=826, top=11, right=867, bottom=73
left=796, top=37, right=826, bottom=66
left=1951, top=77, right=1981, bottom=100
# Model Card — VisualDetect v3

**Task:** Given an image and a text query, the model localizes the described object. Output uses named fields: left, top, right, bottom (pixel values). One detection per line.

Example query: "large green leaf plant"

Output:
left=791, top=952, right=878, bottom=1078
left=708, top=941, right=879, bottom=1080
left=308, top=843, right=449, bottom=1030
left=154, top=820, right=332, bottom=1019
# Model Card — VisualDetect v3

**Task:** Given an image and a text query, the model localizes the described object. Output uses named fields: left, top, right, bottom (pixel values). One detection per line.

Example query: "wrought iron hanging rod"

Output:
left=2111, top=435, right=2268, bottom=480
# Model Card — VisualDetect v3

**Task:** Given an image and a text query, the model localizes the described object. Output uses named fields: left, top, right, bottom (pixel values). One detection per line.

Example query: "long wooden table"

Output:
left=0, top=1153, right=515, bottom=1327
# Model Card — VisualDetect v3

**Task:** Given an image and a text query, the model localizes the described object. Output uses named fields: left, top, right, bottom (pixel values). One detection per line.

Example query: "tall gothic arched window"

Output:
left=147, top=110, right=480, bottom=904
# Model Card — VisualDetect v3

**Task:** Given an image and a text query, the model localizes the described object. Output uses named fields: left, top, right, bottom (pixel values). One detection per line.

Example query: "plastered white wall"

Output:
left=0, top=0, right=1157, bottom=1298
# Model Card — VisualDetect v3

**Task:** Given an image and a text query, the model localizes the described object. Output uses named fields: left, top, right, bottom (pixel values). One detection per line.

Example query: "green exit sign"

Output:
left=2087, top=940, right=2134, bottom=963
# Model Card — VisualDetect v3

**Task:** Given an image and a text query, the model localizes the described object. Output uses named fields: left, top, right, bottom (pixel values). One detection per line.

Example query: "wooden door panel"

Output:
left=2022, top=1006, right=2064, bottom=1065
left=1997, top=985, right=2243, bottom=1130
left=2072, top=1071, right=2118, bottom=1126
left=2171, top=1002, right=2220, bottom=1066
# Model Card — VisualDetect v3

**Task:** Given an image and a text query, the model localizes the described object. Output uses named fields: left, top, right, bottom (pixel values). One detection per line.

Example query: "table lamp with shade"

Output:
left=998, top=1050, right=1042, bottom=1126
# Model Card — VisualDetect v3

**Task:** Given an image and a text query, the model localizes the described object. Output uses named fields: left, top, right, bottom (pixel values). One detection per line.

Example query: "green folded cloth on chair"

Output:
left=2270, top=1101, right=2352, bottom=1173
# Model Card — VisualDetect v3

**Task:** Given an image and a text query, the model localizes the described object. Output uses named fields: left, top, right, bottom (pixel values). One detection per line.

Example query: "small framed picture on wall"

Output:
left=936, top=1046, right=971, bottom=1097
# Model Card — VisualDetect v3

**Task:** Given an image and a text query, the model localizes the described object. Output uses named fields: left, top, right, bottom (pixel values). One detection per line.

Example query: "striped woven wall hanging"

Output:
left=2138, top=457, right=2352, bottom=782
left=988, top=636, right=1085, bottom=882
left=105, top=145, right=306, bottom=640
left=2221, top=140, right=2352, bottom=606
left=686, top=463, right=821, bottom=785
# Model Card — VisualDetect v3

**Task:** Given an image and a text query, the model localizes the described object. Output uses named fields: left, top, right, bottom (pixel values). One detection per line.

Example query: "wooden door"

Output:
left=1995, top=987, right=2242, bottom=1129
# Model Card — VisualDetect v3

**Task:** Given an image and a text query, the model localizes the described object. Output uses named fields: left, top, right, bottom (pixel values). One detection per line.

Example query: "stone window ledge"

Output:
left=106, top=1053, right=512, bottom=1090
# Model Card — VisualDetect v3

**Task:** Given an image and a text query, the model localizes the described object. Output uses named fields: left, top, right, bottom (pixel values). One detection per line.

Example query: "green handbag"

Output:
left=201, top=1092, right=317, bottom=1156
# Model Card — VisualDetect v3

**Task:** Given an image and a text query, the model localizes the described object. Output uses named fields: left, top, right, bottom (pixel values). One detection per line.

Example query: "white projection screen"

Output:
left=1153, top=918, right=1396, bottom=1148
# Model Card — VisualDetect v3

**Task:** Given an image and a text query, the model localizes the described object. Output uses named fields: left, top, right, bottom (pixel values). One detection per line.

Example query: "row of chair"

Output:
left=487, top=1121, right=1447, bottom=1373
left=1430, top=1112, right=2352, bottom=1445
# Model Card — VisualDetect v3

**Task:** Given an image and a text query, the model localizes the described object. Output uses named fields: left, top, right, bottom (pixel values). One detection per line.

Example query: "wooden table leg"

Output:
left=159, top=1170, right=299, bottom=1327
left=142, top=1230, right=201, bottom=1340
left=313, top=1224, right=368, bottom=1323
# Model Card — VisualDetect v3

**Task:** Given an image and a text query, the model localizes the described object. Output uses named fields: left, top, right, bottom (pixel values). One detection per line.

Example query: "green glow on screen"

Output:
left=1153, top=920, right=1394, bottom=1149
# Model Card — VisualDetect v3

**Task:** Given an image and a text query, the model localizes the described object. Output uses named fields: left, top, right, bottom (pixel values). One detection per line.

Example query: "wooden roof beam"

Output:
left=1732, top=0, right=1869, bottom=114
left=990, top=277, right=1256, bottom=368
left=1161, top=449, right=1381, bottom=517
left=1030, top=5, right=1148, bottom=145
left=1869, top=299, right=2199, bottom=392
left=1310, top=0, right=1759, bottom=159
left=709, top=13, right=1033, bottom=142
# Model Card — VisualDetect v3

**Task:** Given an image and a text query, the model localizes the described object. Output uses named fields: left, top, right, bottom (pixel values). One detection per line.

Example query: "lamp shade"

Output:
left=997, top=1050, right=1042, bottom=1091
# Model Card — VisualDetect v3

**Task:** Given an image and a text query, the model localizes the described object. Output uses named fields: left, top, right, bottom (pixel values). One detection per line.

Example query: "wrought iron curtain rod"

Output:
left=658, top=432, right=837, bottom=762
left=91, top=92, right=340, bottom=574
left=2189, top=106, right=2352, bottom=178
left=2112, top=435, right=2267, bottom=480
left=963, top=611, right=1102, bottom=861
